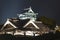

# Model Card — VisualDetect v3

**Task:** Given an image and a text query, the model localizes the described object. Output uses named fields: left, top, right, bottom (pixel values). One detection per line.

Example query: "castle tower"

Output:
left=17, top=7, right=38, bottom=21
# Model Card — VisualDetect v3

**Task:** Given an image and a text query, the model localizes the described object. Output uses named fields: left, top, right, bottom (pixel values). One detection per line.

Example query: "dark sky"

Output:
left=0, top=0, right=60, bottom=25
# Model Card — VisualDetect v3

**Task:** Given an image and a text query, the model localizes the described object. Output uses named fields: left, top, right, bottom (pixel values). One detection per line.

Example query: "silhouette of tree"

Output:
left=37, top=16, right=56, bottom=29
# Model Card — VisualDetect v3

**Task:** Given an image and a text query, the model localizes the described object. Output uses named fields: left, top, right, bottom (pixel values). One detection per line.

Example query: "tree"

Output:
left=37, top=16, right=56, bottom=29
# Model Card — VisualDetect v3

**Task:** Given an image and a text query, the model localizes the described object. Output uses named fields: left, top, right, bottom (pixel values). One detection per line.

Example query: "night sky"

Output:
left=0, top=0, right=60, bottom=25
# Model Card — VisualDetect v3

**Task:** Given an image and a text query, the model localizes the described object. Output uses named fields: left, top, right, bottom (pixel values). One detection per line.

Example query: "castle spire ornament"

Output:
left=24, top=6, right=34, bottom=13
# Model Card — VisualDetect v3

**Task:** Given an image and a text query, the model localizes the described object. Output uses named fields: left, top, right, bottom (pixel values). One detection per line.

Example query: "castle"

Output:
left=0, top=7, right=50, bottom=36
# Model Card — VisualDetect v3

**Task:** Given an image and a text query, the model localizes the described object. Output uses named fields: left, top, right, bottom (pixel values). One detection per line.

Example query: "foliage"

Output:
left=56, top=26, right=60, bottom=32
left=37, top=16, right=56, bottom=29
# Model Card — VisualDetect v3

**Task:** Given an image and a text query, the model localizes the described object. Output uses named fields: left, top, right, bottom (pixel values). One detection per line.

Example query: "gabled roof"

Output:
left=23, top=23, right=40, bottom=31
left=1, top=18, right=30, bottom=30
left=23, top=21, right=47, bottom=30
left=1, top=19, right=17, bottom=30
left=23, top=20, right=40, bottom=29
left=2, top=24, right=16, bottom=31
left=23, top=21, right=50, bottom=32
left=1, top=17, right=48, bottom=31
